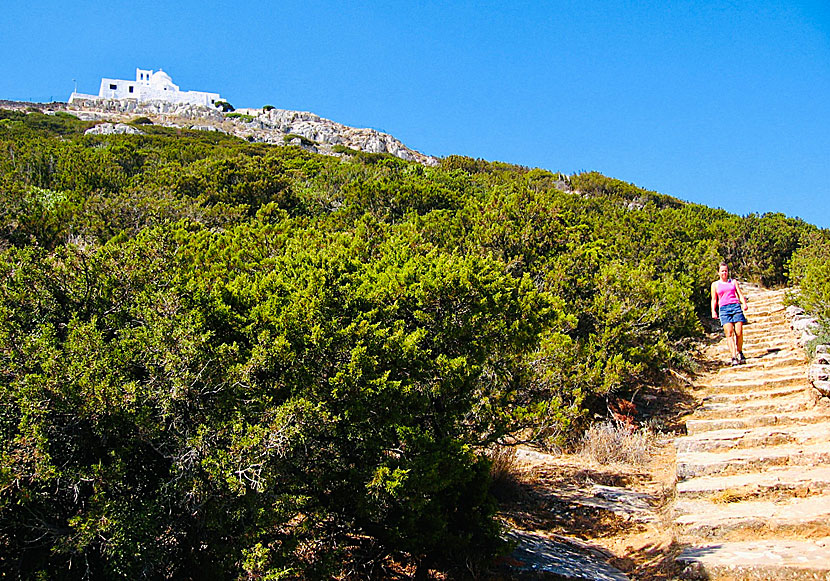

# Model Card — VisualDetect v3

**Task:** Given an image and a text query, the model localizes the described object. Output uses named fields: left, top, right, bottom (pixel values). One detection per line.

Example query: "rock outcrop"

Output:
left=64, top=98, right=438, bottom=166
left=785, top=305, right=830, bottom=399
left=84, top=122, right=144, bottom=136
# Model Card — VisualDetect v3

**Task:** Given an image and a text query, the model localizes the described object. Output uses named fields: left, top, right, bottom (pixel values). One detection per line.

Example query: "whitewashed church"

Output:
left=70, top=68, right=222, bottom=107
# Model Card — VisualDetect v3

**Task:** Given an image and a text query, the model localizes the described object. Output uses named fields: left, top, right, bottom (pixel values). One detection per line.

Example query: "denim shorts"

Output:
left=719, top=302, right=747, bottom=325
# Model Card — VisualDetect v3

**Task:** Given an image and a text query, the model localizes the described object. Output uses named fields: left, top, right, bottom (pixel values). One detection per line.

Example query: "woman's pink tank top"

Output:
left=717, top=280, right=740, bottom=306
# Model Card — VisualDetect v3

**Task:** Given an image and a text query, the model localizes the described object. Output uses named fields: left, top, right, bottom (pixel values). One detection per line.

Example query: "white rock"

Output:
left=85, top=122, right=144, bottom=136
left=799, top=329, right=818, bottom=346
left=809, top=364, right=830, bottom=382
left=190, top=125, right=226, bottom=133
left=792, top=316, right=819, bottom=332
left=813, top=380, right=830, bottom=396
left=785, top=305, right=805, bottom=318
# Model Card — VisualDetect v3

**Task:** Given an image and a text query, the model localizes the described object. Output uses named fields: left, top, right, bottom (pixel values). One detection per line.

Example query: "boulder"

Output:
left=792, top=316, right=818, bottom=332
left=809, top=364, right=830, bottom=383
left=799, top=330, right=818, bottom=346
left=785, top=305, right=805, bottom=318
left=190, top=124, right=226, bottom=133
left=813, top=380, right=830, bottom=397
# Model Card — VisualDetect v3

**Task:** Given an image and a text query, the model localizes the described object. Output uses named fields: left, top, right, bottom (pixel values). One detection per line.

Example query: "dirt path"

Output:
left=503, top=285, right=830, bottom=580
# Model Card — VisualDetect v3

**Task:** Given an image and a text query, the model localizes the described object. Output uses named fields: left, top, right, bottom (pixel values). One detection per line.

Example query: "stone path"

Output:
left=674, top=286, right=830, bottom=580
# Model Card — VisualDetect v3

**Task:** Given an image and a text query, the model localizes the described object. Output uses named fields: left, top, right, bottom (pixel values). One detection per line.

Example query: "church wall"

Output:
left=93, top=74, right=220, bottom=107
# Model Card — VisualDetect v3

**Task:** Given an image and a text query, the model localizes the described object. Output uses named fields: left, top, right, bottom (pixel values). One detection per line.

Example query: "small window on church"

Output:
left=109, top=84, right=117, bottom=90
left=129, top=86, right=134, bottom=93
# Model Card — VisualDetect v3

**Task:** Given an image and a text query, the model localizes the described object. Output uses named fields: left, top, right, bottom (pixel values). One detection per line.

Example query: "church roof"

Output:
left=150, top=70, right=175, bottom=88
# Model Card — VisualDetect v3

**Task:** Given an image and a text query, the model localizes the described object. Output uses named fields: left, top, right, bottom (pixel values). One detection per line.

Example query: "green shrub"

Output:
left=788, top=231, right=830, bottom=324
left=214, top=100, right=235, bottom=112
left=226, top=112, right=254, bottom=122
left=282, top=133, right=316, bottom=146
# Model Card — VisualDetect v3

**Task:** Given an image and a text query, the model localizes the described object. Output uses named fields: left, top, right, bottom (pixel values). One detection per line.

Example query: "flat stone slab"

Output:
left=507, top=530, right=629, bottom=580
left=552, top=484, right=657, bottom=523
left=685, top=409, right=830, bottom=435
left=676, top=423, right=830, bottom=454
left=702, top=384, right=806, bottom=404
left=677, top=539, right=830, bottom=580
left=677, top=440, right=830, bottom=479
left=677, top=465, right=830, bottom=497
left=675, top=495, right=830, bottom=536
left=693, top=394, right=811, bottom=419
left=700, top=373, right=809, bottom=394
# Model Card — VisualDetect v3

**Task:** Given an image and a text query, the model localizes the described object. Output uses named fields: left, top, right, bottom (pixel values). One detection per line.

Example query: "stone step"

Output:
left=690, top=393, right=812, bottom=420
left=677, top=539, right=830, bottom=580
left=711, top=350, right=798, bottom=365
left=743, top=341, right=792, bottom=350
left=744, top=311, right=785, bottom=321
left=749, top=316, right=788, bottom=324
left=718, top=356, right=805, bottom=372
left=676, top=423, right=830, bottom=454
left=741, top=333, right=793, bottom=344
left=685, top=409, right=830, bottom=435
left=701, top=384, right=805, bottom=404
left=674, top=495, right=830, bottom=539
left=750, top=306, right=786, bottom=313
left=676, top=465, right=830, bottom=499
left=699, top=364, right=807, bottom=382
left=714, top=351, right=805, bottom=371
left=676, top=440, right=830, bottom=480
left=741, top=339, right=795, bottom=350
left=761, top=354, right=811, bottom=369
left=696, top=373, right=809, bottom=395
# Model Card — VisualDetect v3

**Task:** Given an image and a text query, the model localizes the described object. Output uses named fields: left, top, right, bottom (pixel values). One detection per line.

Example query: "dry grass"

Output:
left=709, top=488, right=749, bottom=504
left=578, top=421, right=657, bottom=468
left=488, top=445, right=528, bottom=501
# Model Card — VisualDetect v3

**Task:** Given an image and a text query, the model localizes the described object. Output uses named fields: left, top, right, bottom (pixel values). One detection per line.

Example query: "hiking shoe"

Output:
left=738, top=352, right=746, bottom=364
left=731, top=357, right=740, bottom=366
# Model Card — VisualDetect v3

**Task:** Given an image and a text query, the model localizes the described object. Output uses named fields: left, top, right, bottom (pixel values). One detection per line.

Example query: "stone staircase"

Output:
left=674, top=286, right=830, bottom=580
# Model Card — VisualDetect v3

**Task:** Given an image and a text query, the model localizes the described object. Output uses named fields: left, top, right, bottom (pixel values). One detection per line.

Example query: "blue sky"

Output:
left=2, top=1, right=829, bottom=227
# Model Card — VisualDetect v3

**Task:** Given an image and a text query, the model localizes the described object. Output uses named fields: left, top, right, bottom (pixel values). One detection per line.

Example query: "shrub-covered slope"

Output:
left=0, top=108, right=821, bottom=578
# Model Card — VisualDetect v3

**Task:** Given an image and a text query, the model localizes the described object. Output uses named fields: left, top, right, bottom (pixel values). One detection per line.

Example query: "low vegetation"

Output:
left=579, top=421, right=657, bottom=467
left=786, top=230, right=830, bottom=349
left=0, top=107, right=823, bottom=578
left=226, top=112, right=255, bottom=122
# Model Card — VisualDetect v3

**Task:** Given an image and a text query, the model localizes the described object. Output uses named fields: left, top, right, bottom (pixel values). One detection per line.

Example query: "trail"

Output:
left=673, top=285, right=830, bottom=579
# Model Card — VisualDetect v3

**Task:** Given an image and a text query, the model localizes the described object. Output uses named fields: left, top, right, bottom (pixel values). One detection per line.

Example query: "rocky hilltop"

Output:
left=2, top=98, right=438, bottom=166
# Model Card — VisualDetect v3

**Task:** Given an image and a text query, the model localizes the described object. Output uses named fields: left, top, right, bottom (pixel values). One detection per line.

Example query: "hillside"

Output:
left=0, top=103, right=827, bottom=579
left=1, top=98, right=438, bottom=165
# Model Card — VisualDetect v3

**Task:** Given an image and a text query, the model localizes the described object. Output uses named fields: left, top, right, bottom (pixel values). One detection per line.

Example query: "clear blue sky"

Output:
left=2, top=1, right=828, bottom=227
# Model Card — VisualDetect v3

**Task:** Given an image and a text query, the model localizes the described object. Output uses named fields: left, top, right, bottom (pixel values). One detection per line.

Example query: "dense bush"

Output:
left=787, top=231, right=830, bottom=325
left=0, top=106, right=823, bottom=577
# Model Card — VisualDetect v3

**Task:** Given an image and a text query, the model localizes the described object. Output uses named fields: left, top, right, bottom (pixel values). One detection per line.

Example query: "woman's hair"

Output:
left=719, top=262, right=729, bottom=269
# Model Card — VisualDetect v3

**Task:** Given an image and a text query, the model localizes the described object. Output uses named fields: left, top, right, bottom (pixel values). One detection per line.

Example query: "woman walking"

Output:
left=711, top=262, right=749, bottom=365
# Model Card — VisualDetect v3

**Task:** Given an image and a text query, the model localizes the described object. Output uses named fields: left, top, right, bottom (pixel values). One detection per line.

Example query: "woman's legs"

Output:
left=735, top=321, right=744, bottom=358
left=723, top=322, right=737, bottom=359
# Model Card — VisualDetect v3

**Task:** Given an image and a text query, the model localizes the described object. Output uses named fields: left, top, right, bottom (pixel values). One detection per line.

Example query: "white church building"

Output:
left=70, top=68, right=222, bottom=107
